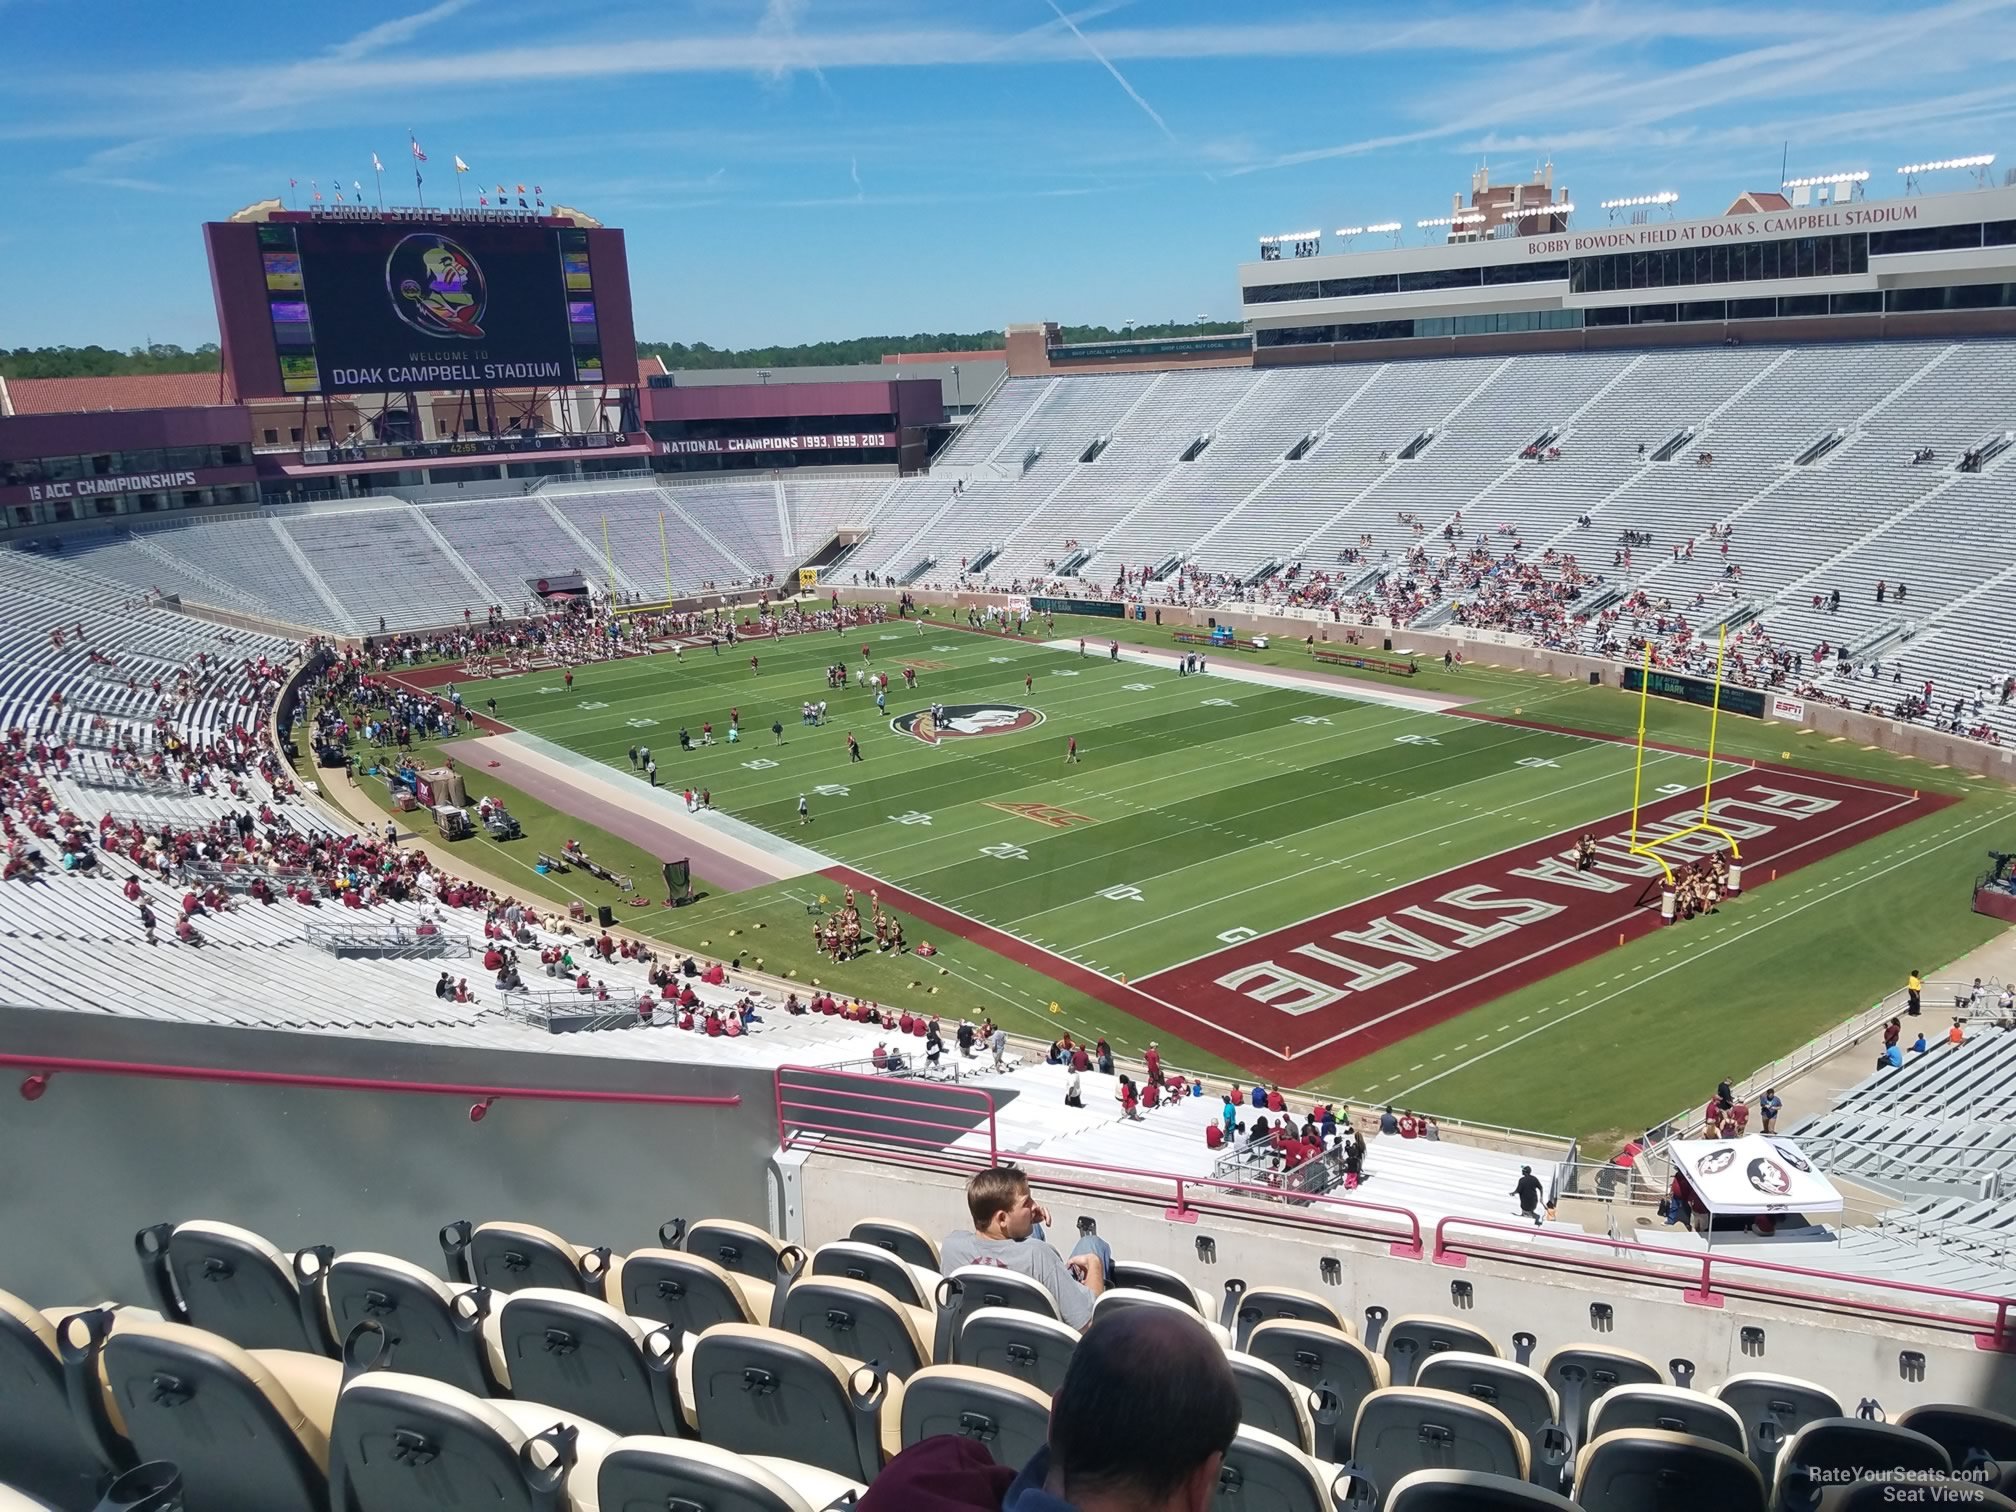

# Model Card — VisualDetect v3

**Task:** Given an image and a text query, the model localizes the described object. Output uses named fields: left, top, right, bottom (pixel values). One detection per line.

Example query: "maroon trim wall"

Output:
left=0, top=404, right=254, bottom=462
left=204, top=223, right=282, bottom=400
left=641, top=377, right=940, bottom=425
left=584, top=228, right=640, bottom=387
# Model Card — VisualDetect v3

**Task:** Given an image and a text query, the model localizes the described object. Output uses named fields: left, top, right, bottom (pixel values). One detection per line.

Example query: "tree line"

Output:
left=3, top=322, right=1245, bottom=380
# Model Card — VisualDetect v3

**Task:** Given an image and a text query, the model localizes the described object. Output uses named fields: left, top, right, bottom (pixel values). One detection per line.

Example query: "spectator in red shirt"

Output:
left=1144, top=1042, right=1164, bottom=1086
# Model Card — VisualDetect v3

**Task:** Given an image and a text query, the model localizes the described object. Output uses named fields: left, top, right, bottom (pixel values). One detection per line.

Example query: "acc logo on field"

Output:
left=891, top=703, right=1046, bottom=743
left=385, top=233, right=487, bottom=340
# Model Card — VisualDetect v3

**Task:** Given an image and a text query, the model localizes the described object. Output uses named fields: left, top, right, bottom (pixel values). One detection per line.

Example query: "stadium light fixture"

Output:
left=1365, top=220, right=1402, bottom=234
left=1335, top=226, right=1366, bottom=237
left=1417, top=211, right=1487, bottom=228
left=1781, top=170, right=1869, bottom=187
left=1600, top=192, right=1680, bottom=209
left=1896, top=154, right=1994, bottom=174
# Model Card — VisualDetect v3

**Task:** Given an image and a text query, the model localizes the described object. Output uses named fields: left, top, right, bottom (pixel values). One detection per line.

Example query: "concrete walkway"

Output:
left=1042, top=639, right=1471, bottom=713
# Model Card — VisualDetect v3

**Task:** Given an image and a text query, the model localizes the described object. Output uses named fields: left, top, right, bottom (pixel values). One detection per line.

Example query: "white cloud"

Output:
left=323, top=0, right=475, bottom=65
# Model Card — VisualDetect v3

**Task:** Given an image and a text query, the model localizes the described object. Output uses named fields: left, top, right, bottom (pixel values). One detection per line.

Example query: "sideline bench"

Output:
left=1312, top=647, right=1417, bottom=677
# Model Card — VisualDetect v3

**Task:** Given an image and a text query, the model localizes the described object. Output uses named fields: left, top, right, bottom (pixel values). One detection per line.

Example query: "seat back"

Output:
left=597, top=1436, right=821, bottom=1512
left=1220, top=1281, right=1347, bottom=1351
left=1107, top=1260, right=1206, bottom=1315
left=1415, top=1352, right=1565, bottom=1485
left=494, top=1290, right=678, bottom=1438
left=1715, top=1373, right=1843, bottom=1481
left=1245, top=1319, right=1387, bottom=1463
left=896, top=1365, right=1051, bottom=1468
left=679, top=1219, right=789, bottom=1284
left=1383, top=1315, right=1498, bottom=1387
left=443, top=1221, right=602, bottom=1297
left=1542, top=1347, right=1661, bottom=1446
left=848, top=1220, right=940, bottom=1272
left=0, top=1293, right=117, bottom=1510
left=1777, top=1418, right=1951, bottom=1510
left=609, top=1250, right=764, bottom=1337
left=1091, top=1288, right=1229, bottom=1346
left=1588, top=1384, right=1745, bottom=1455
left=332, top=1369, right=575, bottom=1512
left=778, top=1277, right=929, bottom=1379
left=942, top=1266, right=1058, bottom=1317
left=135, top=1220, right=314, bottom=1353
left=1387, top=1467, right=1581, bottom=1511
left=1215, top=1425, right=1339, bottom=1512
left=94, top=1319, right=328, bottom=1512
left=958, top=1308, right=1079, bottom=1395
left=689, top=1324, right=881, bottom=1484
left=1349, top=1387, right=1528, bottom=1505
left=1896, top=1404, right=2016, bottom=1493
left=809, top=1242, right=932, bottom=1309
left=1229, top=1351, right=1317, bottom=1455
left=320, top=1253, right=494, bottom=1397
left=1575, top=1429, right=1763, bottom=1512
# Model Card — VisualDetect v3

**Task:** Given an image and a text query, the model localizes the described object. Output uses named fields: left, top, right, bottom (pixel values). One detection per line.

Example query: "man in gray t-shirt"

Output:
left=939, top=1166, right=1111, bottom=1329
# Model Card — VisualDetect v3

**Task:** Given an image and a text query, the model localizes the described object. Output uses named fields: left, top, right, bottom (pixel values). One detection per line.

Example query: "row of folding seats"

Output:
left=12, top=1212, right=2016, bottom=1510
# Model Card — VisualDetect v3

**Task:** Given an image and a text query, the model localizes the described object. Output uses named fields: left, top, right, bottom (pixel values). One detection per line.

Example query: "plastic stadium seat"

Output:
left=1387, top=1467, right=1581, bottom=1511
left=1219, top=1278, right=1350, bottom=1350
left=1106, top=1259, right=1213, bottom=1316
left=1245, top=1318, right=1389, bottom=1462
left=938, top=1263, right=1061, bottom=1328
left=847, top=1219, right=940, bottom=1272
left=1715, top=1373, right=1843, bottom=1480
left=889, top=1363, right=1052, bottom=1467
left=1229, top=1349, right=1320, bottom=1455
left=808, top=1240, right=939, bottom=1309
left=607, top=1247, right=781, bottom=1339
left=440, top=1219, right=615, bottom=1298
left=1897, top=1403, right=2016, bottom=1494
left=596, top=1434, right=867, bottom=1512
left=1415, top=1352, right=1567, bottom=1486
left=1216, top=1424, right=1345, bottom=1512
left=1587, top=1383, right=1747, bottom=1455
left=133, top=1219, right=322, bottom=1353
left=673, top=1217, right=796, bottom=1285
left=1349, top=1386, right=1529, bottom=1497
left=687, top=1323, right=887, bottom=1484
left=776, top=1274, right=933, bottom=1379
left=1775, top=1418, right=1951, bottom=1509
left=308, top=1250, right=497, bottom=1397
left=1573, top=1429, right=1765, bottom=1512
left=491, top=1289, right=680, bottom=1437
left=1091, top=1287, right=1232, bottom=1347
left=0, top=1291, right=127, bottom=1510
left=61, top=1309, right=340, bottom=1512
left=331, top=1368, right=615, bottom=1512
left=1380, top=1314, right=1500, bottom=1386
left=1541, top=1346, right=1661, bottom=1447
left=957, top=1306, right=1079, bottom=1393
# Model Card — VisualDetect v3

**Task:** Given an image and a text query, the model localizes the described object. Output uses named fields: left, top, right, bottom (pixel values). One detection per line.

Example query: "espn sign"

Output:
left=662, top=432, right=895, bottom=456
left=1768, top=694, right=1808, bottom=723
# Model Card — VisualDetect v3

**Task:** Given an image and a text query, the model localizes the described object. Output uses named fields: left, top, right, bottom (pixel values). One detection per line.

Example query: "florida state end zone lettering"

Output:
left=1136, top=771, right=1946, bottom=1075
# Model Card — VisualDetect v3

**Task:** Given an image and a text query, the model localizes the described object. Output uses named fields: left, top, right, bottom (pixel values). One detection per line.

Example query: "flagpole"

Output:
left=410, top=130, right=424, bottom=208
left=456, top=167, right=464, bottom=210
left=374, top=162, right=384, bottom=211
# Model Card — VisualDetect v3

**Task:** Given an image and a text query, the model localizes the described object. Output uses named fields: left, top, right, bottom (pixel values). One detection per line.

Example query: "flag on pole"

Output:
left=453, top=155, right=470, bottom=173
left=372, top=153, right=384, bottom=174
left=515, top=182, right=526, bottom=194
left=353, top=180, right=364, bottom=195
left=410, top=138, right=427, bottom=162
left=478, top=195, right=488, bottom=206
left=288, top=177, right=297, bottom=188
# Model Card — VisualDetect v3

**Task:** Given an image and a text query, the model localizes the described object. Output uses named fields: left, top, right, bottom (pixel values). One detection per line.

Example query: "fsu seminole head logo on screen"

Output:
left=384, top=233, right=488, bottom=341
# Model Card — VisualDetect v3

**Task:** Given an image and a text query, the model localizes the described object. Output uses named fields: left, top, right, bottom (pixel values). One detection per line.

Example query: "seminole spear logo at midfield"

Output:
left=384, top=233, right=488, bottom=340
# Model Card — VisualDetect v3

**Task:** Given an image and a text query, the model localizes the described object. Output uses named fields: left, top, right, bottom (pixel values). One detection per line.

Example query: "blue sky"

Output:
left=3, top=0, right=2015, bottom=351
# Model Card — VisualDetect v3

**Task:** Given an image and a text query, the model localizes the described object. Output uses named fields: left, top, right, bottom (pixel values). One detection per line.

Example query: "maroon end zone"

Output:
left=1132, top=769, right=1950, bottom=1079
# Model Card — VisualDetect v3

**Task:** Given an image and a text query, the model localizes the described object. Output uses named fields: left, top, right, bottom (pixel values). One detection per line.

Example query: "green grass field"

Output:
left=381, top=611, right=2013, bottom=1143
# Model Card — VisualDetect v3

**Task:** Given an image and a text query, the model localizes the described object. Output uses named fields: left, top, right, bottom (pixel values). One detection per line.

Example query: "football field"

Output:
left=465, top=621, right=1940, bottom=1084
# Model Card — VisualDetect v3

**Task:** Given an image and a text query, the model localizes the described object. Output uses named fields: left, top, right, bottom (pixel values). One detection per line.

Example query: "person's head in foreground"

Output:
left=1011, top=1306, right=1240, bottom=1511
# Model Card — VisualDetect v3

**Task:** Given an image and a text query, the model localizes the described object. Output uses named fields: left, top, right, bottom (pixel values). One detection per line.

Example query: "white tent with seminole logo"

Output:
left=1667, top=1134, right=1843, bottom=1215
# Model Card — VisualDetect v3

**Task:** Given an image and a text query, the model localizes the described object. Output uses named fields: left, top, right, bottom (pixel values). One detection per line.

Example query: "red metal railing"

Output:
left=1, top=1053, right=740, bottom=1112
left=1432, top=1216, right=2015, bottom=1352
left=774, top=1065, right=999, bottom=1165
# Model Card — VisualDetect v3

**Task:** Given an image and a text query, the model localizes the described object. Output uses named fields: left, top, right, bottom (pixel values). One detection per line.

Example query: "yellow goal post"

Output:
left=1626, top=625, right=1743, bottom=887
